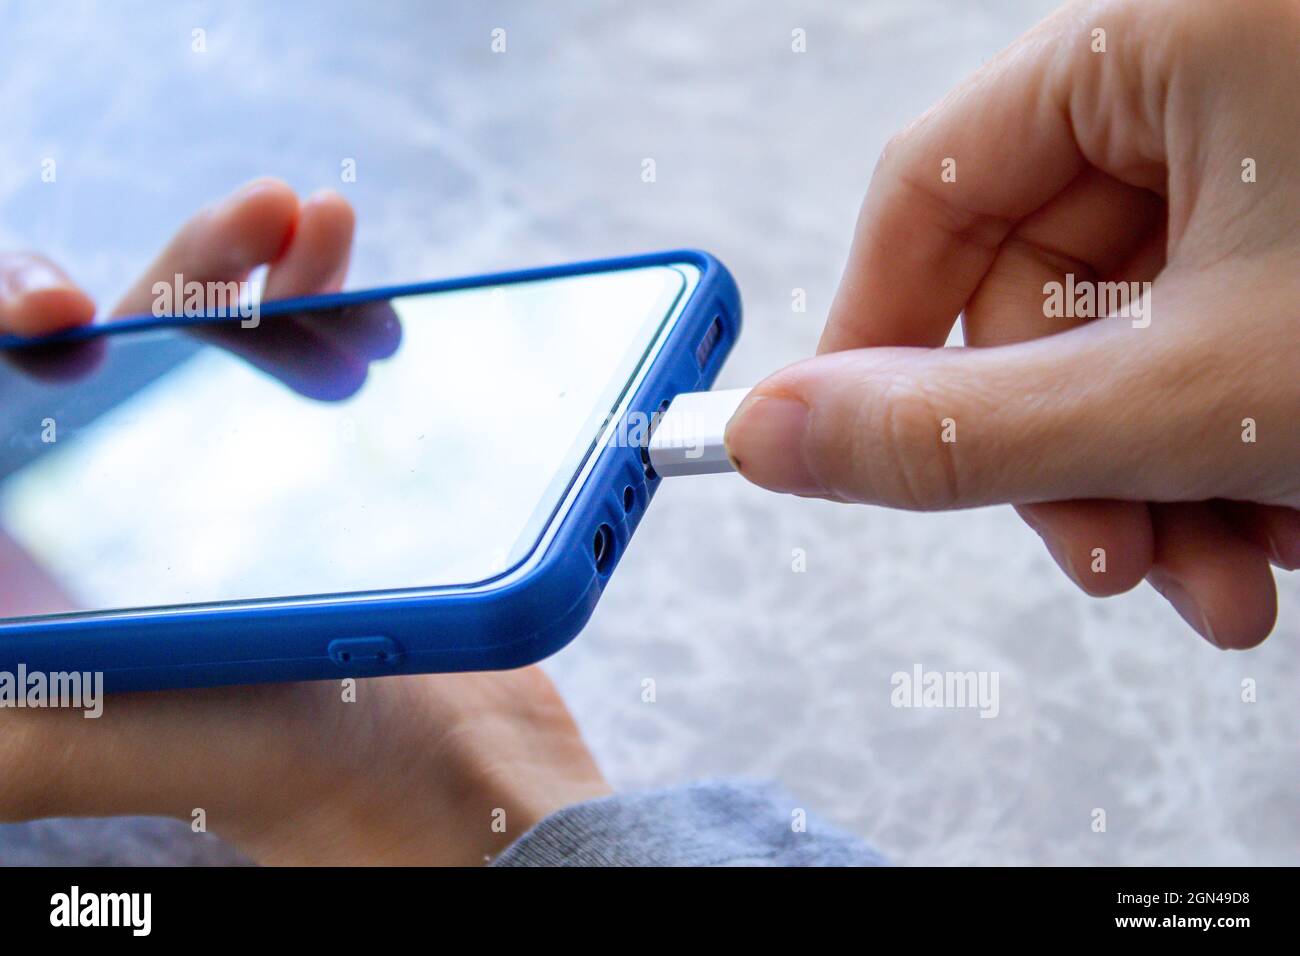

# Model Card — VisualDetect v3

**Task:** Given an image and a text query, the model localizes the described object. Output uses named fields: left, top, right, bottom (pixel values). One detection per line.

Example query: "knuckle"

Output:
left=838, top=372, right=965, bottom=510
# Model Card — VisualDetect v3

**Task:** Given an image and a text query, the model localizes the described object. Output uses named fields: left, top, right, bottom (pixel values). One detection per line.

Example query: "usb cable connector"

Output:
left=644, top=387, right=752, bottom=478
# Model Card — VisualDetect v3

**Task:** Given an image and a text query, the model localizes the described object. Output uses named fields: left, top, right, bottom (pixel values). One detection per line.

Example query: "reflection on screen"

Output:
left=0, top=265, right=691, bottom=617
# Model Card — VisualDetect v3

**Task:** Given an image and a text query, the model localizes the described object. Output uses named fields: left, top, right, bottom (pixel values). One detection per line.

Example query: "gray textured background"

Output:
left=0, top=0, right=1295, bottom=865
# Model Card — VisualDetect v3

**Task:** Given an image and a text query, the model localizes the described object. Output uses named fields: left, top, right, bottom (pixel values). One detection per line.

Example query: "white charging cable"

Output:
left=644, top=387, right=752, bottom=477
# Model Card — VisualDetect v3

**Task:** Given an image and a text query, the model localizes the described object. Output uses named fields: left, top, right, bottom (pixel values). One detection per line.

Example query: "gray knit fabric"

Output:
left=492, top=780, right=886, bottom=867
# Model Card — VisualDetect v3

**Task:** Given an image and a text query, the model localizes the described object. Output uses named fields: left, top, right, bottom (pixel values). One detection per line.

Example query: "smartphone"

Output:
left=0, top=250, right=740, bottom=691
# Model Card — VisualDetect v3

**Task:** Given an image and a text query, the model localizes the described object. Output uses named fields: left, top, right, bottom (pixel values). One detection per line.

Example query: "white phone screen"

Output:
left=0, top=264, right=694, bottom=617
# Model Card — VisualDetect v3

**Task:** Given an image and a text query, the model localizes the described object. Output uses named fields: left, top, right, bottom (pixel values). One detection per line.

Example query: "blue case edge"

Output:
left=0, top=249, right=742, bottom=691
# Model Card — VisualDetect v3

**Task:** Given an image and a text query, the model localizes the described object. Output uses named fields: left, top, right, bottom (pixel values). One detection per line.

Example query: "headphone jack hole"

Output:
left=593, top=524, right=615, bottom=574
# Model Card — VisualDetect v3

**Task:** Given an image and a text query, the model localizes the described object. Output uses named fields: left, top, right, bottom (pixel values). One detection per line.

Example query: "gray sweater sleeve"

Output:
left=492, top=780, right=886, bottom=867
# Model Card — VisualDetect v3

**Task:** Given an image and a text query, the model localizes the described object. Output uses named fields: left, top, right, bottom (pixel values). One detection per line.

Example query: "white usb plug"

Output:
left=645, top=387, right=752, bottom=477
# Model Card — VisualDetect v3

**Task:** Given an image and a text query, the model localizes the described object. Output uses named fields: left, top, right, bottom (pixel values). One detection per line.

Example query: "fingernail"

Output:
left=304, top=187, right=340, bottom=206
left=1263, top=529, right=1299, bottom=571
left=1040, top=533, right=1080, bottom=585
left=1148, top=569, right=1219, bottom=648
left=1018, top=509, right=1044, bottom=534
left=10, top=262, right=69, bottom=297
left=221, top=177, right=283, bottom=211
left=724, top=395, right=823, bottom=495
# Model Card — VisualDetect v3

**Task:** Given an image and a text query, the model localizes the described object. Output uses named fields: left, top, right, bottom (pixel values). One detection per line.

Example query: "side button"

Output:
left=327, top=636, right=404, bottom=668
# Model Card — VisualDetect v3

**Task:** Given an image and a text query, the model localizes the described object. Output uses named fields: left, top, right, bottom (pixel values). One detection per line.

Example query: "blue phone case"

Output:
left=0, top=249, right=740, bottom=691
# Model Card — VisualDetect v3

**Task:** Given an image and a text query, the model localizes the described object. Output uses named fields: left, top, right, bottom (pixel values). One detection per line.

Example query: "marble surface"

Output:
left=0, top=0, right=1294, bottom=866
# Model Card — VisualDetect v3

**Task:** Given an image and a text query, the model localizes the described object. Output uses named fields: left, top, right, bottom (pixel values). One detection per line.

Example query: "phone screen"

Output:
left=0, top=263, right=696, bottom=619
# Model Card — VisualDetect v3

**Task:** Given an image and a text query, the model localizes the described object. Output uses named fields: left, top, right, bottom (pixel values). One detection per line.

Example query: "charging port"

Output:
left=641, top=398, right=672, bottom=479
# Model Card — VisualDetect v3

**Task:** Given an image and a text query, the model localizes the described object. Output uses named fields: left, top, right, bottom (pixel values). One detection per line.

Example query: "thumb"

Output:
left=724, top=322, right=1222, bottom=510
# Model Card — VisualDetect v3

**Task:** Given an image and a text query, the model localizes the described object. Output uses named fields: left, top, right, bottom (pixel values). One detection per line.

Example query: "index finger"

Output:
left=0, top=253, right=96, bottom=337
left=820, top=0, right=1167, bottom=353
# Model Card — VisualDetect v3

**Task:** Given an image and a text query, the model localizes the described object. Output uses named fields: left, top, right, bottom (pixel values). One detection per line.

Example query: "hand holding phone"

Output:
left=0, top=180, right=611, bottom=865
left=0, top=185, right=740, bottom=692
